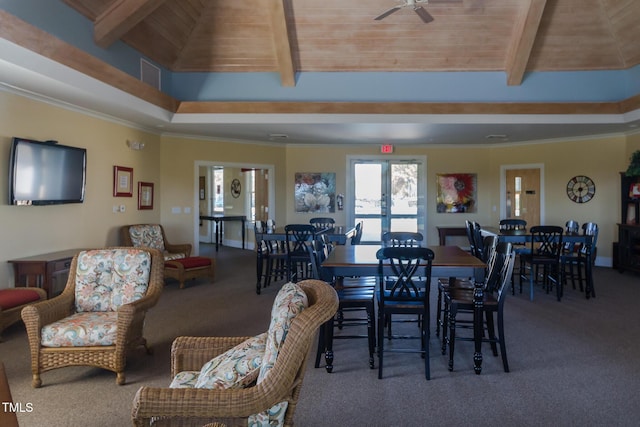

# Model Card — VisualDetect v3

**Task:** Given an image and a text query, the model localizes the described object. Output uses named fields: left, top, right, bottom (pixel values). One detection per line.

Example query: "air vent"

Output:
left=140, top=59, right=161, bottom=90
left=268, top=134, right=289, bottom=140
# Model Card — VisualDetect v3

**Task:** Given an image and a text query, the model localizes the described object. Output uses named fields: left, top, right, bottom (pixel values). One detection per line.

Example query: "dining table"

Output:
left=320, top=244, right=488, bottom=374
left=200, top=214, right=247, bottom=251
left=481, top=227, right=595, bottom=300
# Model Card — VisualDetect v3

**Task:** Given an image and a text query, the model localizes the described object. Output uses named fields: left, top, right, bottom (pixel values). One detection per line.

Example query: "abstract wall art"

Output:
left=436, top=173, right=477, bottom=213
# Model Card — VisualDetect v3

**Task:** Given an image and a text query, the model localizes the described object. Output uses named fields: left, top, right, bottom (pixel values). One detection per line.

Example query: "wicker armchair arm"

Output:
left=123, top=290, right=162, bottom=314
left=164, top=243, right=192, bottom=258
left=171, top=336, right=251, bottom=374
left=131, top=383, right=283, bottom=426
left=21, top=293, right=74, bottom=328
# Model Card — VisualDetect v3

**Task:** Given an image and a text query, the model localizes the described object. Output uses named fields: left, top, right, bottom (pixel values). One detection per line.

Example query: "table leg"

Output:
left=324, top=317, right=335, bottom=373
left=242, top=219, right=246, bottom=249
left=217, top=220, right=223, bottom=252
left=585, top=253, right=595, bottom=299
left=256, top=252, right=264, bottom=295
left=473, top=282, right=483, bottom=375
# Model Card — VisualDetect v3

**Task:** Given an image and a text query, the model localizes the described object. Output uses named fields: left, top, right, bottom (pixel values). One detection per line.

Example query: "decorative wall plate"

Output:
left=230, top=178, right=241, bottom=198
left=566, top=175, right=595, bottom=203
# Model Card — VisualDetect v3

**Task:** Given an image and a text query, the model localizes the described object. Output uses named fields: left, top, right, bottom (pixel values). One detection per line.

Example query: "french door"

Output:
left=349, top=157, right=426, bottom=243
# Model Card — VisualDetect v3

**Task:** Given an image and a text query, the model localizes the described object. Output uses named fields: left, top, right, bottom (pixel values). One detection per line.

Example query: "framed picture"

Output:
left=113, top=166, right=133, bottom=197
left=199, top=176, right=206, bottom=200
left=138, top=181, right=154, bottom=210
left=294, top=172, right=336, bottom=213
left=436, top=173, right=477, bottom=213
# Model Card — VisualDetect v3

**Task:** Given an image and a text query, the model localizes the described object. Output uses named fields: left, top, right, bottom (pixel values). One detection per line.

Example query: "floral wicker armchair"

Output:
left=21, top=247, right=163, bottom=387
left=121, top=224, right=192, bottom=261
left=131, top=279, right=339, bottom=427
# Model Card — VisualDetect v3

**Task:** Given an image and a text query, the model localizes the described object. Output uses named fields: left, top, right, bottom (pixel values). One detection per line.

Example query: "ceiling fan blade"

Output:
left=374, top=6, right=402, bottom=20
left=414, top=6, right=434, bottom=23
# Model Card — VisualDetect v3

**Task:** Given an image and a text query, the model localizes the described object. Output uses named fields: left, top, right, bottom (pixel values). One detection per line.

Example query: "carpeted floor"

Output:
left=2, top=245, right=640, bottom=426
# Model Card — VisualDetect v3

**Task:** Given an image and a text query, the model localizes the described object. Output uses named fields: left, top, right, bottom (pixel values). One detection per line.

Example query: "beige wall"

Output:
left=485, top=138, right=627, bottom=257
left=0, top=92, right=161, bottom=288
left=0, top=90, right=637, bottom=287
left=159, top=135, right=287, bottom=250
left=283, top=144, right=494, bottom=245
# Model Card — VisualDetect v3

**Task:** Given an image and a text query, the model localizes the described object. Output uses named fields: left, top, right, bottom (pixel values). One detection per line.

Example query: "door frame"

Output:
left=500, top=163, right=545, bottom=225
left=193, top=160, right=275, bottom=255
left=346, top=155, right=427, bottom=241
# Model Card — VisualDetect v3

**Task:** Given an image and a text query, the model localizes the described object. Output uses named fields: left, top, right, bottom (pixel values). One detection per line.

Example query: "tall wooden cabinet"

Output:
left=618, top=172, right=640, bottom=274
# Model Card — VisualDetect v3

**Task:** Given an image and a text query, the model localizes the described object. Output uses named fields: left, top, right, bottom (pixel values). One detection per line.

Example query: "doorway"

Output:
left=501, top=165, right=544, bottom=227
left=348, top=156, right=426, bottom=243
left=194, top=161, right=275, bottom=255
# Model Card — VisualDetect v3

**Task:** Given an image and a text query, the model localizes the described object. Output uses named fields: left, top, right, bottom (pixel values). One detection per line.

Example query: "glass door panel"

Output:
left=352, top=159, right=423, bottom=243
left=354, top=163, right=383, bottom=242
left=390, top=163, right=418, bottom=231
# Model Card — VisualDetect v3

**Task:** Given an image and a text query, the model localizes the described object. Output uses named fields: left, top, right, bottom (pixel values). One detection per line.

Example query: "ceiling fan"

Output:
left=374, top=0, right=460, bottom=24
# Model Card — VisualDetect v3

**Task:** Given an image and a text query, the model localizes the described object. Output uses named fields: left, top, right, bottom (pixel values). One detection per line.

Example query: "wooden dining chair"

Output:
left=380, top=231, right=426, bottom=338
left=442, top=242, right=515, bottom=373
left=519, top=225, right=564, bottom=301
left=436, top=234, right=497, bottom=339
left=376, top=246, right=434, bottom=380
left=464, top=219, right=477, bottom=255
left=562, top=222, right=598, bottom=294
left=285, top=224, right=317, bottom=282
left=309, top=217, right=335, bottom=232
left=381, top=231, right=424, bottom=247
left=350, top=221, right=364, bottom=245
left=308, top=240, right=376, bottom=373
left=499, top=218, right=530, bottom=294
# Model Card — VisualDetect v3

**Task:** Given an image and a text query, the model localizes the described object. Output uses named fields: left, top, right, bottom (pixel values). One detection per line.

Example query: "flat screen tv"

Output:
left=8, top=137, right=87, bottom=205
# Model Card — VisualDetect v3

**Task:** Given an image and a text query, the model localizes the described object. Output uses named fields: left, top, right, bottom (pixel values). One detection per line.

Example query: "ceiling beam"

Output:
left=175, top=100, right=627, bottom=115
left=505, top=0, right=547, bottom=86
left=268, top=0, right=296, bottom=87
left=94, top=0, right=167, bottom=48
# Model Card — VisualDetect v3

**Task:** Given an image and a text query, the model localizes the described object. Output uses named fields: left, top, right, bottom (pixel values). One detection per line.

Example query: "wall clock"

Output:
left=566, top=175, right=595, bottom=203
left=230, top=178, right=241, bottom=198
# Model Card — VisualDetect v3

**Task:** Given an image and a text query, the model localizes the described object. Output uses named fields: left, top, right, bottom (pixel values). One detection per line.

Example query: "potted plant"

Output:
left=625, top=150, right=640, bottom=177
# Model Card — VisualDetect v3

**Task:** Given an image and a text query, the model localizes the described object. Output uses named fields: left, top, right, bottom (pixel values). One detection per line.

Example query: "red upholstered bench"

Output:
left=0, top=288, right=47, bottom=341
left=164, top=256, right=215, bottom=289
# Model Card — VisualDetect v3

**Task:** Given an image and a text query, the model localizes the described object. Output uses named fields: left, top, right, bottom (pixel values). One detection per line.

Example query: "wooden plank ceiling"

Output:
left=62, top=0, right=640, bottom=87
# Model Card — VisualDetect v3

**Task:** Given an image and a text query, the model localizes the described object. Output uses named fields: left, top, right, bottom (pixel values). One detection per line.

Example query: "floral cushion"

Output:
left=128, top=225, right=166, bottom=252
left=41, top=312, right=117, bottom=347
left=248, top=282, right=307, bottom=427
left=74, top=249, right=151, bottom=313
left=195, top=333, right=266, bottom=389
left=169, top=371, right=199, bottom=388
left=257, top=282, right=308, bottom=383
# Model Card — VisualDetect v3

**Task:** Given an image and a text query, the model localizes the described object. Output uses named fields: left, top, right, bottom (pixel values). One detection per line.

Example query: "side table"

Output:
left=8, top=249, right=82, bottom=298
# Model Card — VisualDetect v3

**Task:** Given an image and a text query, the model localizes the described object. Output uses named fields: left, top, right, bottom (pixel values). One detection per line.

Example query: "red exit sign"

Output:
left=381, top=144, right=394, bottom=154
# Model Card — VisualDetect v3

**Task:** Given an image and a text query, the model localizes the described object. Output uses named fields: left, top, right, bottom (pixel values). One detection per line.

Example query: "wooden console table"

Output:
left=200, top=215, right=247, bottom=251
left=8, top=249, right=82, bottom=298
left=436, top=226, right=468, bottom=245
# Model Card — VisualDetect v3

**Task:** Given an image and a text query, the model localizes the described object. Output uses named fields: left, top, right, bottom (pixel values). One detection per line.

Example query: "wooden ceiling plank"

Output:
left=94, top=0, right=168, bottom=48
left=268, top=0, right=296, bottom=87
left=505, top=0, right=547, bottom=86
